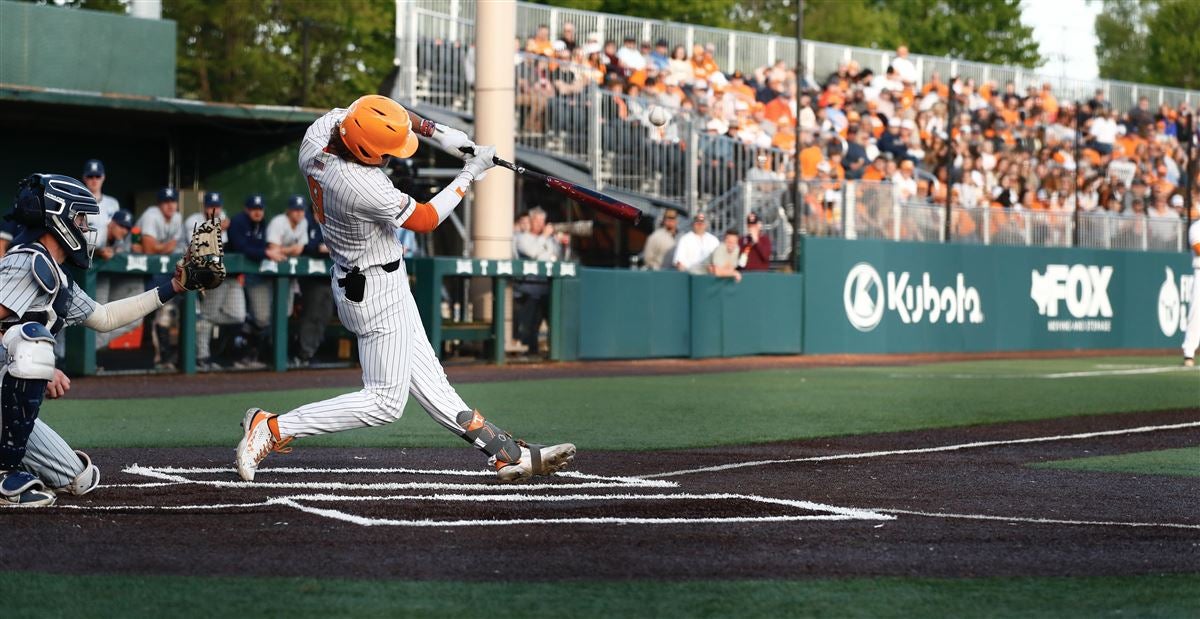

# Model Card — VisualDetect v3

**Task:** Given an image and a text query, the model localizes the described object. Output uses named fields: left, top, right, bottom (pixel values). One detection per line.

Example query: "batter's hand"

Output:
left=45, top=369, right=70, bottom=399
left=432, top=123, right=475, bottom=158
left=462, top=145, right=496, bottom=181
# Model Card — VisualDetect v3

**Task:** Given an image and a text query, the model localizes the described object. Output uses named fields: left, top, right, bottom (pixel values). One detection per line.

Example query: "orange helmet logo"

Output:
left=339, top=95, right=419, bottom=165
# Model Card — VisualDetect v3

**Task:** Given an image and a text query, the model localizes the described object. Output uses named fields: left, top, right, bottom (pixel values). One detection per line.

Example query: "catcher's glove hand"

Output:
left=174, top=216, right=227, bottom=291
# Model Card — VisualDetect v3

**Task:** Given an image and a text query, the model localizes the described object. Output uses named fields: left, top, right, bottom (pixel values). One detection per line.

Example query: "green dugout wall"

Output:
left=800, top=237, right=1194, bottom=354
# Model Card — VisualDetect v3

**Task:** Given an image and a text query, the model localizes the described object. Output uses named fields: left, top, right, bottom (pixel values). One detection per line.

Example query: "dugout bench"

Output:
left=64, top=254, right=577, bottom=375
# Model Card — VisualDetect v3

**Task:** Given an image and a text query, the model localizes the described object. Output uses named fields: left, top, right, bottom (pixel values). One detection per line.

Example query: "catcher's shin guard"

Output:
left=0, top=373, right=47, bottom=470
left=455, top=410, right=520, bottom=464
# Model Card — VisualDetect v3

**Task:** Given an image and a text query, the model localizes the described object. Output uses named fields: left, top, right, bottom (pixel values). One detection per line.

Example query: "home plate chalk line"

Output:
left=56, top=419, right=1199, bottom=530
left=70, top=464, right=892, bottom=526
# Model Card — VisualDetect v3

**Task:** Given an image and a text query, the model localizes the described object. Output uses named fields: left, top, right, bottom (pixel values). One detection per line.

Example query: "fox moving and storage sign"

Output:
left=802, top=237, right=1193, bottom=353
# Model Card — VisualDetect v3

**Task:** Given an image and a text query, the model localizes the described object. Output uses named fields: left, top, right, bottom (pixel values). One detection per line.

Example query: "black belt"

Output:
left=336, top=258, right=401, bottom=286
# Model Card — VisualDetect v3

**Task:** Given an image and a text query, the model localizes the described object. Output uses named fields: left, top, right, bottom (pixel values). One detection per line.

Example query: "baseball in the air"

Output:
left=647, top=106, right=671, bottom=127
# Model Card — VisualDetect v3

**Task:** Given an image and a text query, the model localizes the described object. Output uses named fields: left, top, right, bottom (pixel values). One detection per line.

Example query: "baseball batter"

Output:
left=1182, top=207, right=1200, bottom=367
left=0, top=174, right=206, bottom=506
left=236, top=95, right=575, bottom=482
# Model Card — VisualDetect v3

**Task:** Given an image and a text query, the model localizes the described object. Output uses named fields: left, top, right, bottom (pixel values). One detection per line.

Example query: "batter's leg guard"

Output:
left=456, top=410, right=520, bottom=465
left=0, top=373, right=48, bottom=470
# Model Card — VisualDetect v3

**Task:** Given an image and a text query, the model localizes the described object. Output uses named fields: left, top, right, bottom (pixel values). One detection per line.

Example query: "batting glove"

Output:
left=432, top=123, right=476, bottom=158
left=462, top=145, right=496, bottom=181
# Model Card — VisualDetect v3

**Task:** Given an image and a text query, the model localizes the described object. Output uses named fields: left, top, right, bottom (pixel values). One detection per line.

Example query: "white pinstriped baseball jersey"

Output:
left=275, top=108, right=473, bottom=444
left=0, top=249, right=97, bottom=332
left=299, top=109, right=412, bottom=270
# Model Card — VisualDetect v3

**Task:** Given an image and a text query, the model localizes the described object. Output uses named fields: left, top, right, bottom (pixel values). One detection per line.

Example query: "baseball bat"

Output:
left=459, top=147, right=642, bottom=225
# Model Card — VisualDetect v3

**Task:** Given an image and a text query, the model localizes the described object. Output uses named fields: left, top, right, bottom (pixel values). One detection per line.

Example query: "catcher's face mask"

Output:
left=73, top=212, right=98, bottom=263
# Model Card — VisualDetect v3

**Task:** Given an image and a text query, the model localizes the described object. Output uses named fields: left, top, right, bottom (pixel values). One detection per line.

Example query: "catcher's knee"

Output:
left=456, top=410, right=519, bottom=464
left=55, top=450, right=100, bottom=496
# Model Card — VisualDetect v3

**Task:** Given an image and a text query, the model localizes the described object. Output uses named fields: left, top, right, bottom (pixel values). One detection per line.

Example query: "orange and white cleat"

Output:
left=494, top=441, right=576, bottom=483
left=235, top=408, right=292, bottom=482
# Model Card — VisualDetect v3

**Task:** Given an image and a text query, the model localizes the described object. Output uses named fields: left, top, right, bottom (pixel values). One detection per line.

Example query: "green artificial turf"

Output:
left=2, top=572, right=1198, bottom=619
left=39, top=356, right=1199, bottom=450
left=37, top=355, right=1200, bottom=451
left=1032, top=446, right=1200, bottom=477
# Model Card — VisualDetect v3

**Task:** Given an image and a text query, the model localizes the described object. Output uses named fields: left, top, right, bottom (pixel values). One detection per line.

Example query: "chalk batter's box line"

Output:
left=110, top=464, right=674, bottom=492
left=84, top=465, right=892, bottom=526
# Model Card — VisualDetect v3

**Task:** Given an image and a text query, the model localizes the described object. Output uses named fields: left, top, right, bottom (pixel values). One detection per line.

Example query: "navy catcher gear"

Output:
left=12, top=174, right=100, bottom=269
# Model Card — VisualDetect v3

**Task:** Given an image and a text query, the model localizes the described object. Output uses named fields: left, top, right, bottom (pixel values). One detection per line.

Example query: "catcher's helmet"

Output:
left=339, top=95, right=419, bottom=165
left=12, top=174, right=100, bottom=269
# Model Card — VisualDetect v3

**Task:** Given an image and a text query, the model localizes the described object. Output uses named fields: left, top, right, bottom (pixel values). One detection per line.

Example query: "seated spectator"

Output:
left=673, top=212, right=719, bottom=274
left=648, top=39, right=670, bottom=75
left=667, top=44, right=693, bottom=87
left=554, top=22, right=577, bottom=53
left=707, top=229, right=743, bottom=282
left=890, top=45, right=918, bottom=85
left=844, top=126, right=870, bottom=180
left=526, top=24, right=554, bottom=57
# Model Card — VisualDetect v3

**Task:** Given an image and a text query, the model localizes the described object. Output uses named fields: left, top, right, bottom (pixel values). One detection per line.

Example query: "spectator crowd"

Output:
left=509, top=24, right=1197, bottom=249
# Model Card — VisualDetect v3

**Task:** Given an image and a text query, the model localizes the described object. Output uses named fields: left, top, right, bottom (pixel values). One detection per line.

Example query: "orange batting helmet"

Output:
left=338, top=95, right=419, bottom=165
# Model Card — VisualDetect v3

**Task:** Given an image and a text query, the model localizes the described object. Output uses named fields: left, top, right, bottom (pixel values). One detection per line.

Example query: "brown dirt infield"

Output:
left=2, top=408, right=1196, bottom=582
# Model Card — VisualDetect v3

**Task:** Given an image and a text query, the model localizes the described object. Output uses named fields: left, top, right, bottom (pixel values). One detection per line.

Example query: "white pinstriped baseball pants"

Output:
left=276, top=261, right=470, bottom=439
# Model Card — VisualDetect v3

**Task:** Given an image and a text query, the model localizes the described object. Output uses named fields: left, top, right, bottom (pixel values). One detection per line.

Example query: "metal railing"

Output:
left=705, top=183, right=794, bottom=261
left=404, top=0, right=1200, bottom=115
left=729, top=180, right=1188, bottom=251
left=399, top=17, right=795, bottom=213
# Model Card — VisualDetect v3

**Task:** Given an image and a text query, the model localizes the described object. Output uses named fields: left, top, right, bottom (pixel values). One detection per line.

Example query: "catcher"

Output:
left=0, top=173, right=225, bottom=507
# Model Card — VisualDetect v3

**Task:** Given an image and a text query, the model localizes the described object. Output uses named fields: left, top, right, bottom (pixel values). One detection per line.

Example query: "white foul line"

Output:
left=640, top=421, right=1200, bottom=479
left=890, top=366, right=1197, bottom=379
left=868, top=507, right=1200, bottom=530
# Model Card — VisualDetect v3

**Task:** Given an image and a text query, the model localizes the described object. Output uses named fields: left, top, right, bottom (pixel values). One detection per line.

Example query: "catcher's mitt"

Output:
left=175, top=216, right=226, bottom=291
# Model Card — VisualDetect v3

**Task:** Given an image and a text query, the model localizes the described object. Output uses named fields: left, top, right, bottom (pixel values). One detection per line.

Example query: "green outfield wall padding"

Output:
left=570, top=269, right=803, bottom=360
left=801, top=237, right=1195, bottom=354
left=689, top=273, right=804, bottom=358
left=553, top=277, right=581, bottom=361
left=577, top=269, right=691, bottom=359
left=0, top=0, right=175, bottom=97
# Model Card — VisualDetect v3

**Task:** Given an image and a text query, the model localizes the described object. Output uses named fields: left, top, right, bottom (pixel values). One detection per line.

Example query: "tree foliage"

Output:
left=890, top=0, right=1042, bottom=68
left=540, top=0, right=1042, bottom=66
left=1097, top=0, right=1200, bottom=89
left=167, top=0, right=395, bottom=108
left=1094, top=0, right=1150, bottom=83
